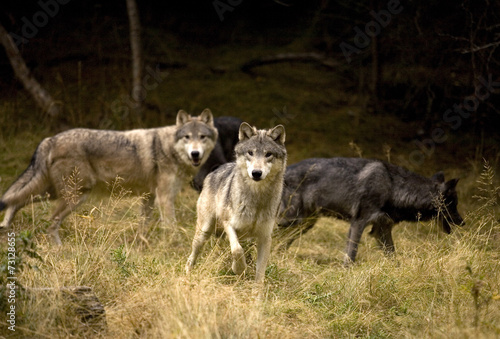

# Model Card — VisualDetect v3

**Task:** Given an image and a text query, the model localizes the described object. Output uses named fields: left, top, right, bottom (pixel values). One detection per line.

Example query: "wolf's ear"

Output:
left=268, top=125, right=286, bottom=144
left=176, top=110, right=191, bottom=126
left=239, top=122, right=256, bottom=141
left=431, top=171, right=445, bottom=183
left=199, top=108, right=214, bottom=126
left=443, top=178, right=459, bottom=192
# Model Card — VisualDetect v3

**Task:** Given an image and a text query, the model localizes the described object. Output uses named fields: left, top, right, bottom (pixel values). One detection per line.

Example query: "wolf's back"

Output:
left=0, top=138, right=52, bottom=209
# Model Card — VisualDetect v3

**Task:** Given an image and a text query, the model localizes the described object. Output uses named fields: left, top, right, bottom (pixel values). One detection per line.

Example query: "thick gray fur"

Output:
left=278, top=157, right=464, bottom=265
left=0, top=109, right=218, bottom=245
left=186, top=122, right=287, bottom=283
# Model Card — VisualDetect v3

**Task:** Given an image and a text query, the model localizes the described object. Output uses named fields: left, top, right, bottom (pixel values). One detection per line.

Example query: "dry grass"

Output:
left=1, top=159, right=499, bottom=338
left=1, top=34, right=499, bottom=337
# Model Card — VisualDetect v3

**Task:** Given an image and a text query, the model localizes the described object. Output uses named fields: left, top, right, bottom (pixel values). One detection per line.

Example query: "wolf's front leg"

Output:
left=185, top=215, right=215, bottom=274
left=155, top=193, right=175, bottom=224
left=225, top=225, right=246, bottom=275
left=255, top=225, right=273, bottom=283
left=141, top=194, right=155, bottom=222
left=370, top=220, right=395, bottom=255
left=155, top=178, right=179, bottom=225
left=344, top=220, right=367, bottom=266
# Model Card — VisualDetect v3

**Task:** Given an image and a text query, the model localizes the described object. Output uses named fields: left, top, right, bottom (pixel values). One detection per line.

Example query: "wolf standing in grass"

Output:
left=278, top=157, right=464, bottom=265
left=186, top=123, right=287, bottom=283
left=0, top=109, right=218, bottom=245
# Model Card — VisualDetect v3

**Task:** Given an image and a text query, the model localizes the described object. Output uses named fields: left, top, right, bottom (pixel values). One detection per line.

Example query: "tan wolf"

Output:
left=185, top=122, right=287, bottom=283
left=0, top=109, right=218, bottom=245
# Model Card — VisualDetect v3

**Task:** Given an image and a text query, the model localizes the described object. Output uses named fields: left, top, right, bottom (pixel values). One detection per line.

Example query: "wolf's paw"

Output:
left=342, top=255, right=355, bottom=268
left=185, top=258, right=194, bottom=274
left=48, top=230, right=62, bottom=246
left=232, top=260, right=247, bottom=275
left=231, top=247, right=247, bottom=275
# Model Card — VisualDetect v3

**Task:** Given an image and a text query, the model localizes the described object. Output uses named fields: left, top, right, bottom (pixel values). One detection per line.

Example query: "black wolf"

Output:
left=278, top=157, right=464, bottom=265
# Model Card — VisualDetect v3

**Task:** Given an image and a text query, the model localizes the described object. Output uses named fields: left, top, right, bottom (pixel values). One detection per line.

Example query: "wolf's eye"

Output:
left=248, top=151, right=253, bottom=156
left=184, top=135, right=190, bottom=140
left=200, top=135, right=206, bottom=140
left=265, top=152, right=273, bottom=158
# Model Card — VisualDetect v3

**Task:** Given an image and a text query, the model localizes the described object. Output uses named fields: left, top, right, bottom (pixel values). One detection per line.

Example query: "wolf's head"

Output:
left=235, top=122, right=287, bottom=183
left=174, top=109, right=218, bottom=168
left=431, top=172, right=464, bottom=233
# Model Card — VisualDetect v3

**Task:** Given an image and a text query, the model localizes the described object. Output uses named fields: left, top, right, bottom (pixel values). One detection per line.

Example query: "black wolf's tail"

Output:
left=0, top=138, right=51, bottom=210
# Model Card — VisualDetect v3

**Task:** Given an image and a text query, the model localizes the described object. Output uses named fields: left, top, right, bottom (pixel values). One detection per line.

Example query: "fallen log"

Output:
left=29, top=286, right=106, bottom=333
left=241, top=52, right=339, bottom=74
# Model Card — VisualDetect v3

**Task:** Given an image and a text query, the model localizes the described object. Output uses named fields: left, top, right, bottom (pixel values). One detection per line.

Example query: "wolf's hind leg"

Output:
left=0, top=205, right=20, bottom=228
left=276, top=217, right=318, bottom=251
left=47, top=192, right=89, bottom=245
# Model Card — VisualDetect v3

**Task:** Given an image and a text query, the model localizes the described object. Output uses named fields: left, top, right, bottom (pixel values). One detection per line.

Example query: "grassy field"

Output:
left=1, top=36, right=500, bottom=338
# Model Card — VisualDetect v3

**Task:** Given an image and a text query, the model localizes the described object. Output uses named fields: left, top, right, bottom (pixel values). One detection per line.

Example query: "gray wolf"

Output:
left=278, top=157, right=464, bottom=265
left=185, top=122, right=287, bottom=283
left=191, top=116, right=243, bottom=192
left=0, top=109, right=218, bottom=245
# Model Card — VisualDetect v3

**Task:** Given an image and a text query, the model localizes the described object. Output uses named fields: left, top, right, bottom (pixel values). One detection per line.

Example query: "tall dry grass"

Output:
left=0, top=158, right=499, bottom=338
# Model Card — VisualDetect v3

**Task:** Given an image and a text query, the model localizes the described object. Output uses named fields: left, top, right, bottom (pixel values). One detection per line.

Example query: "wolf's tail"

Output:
left=0, top=138, right=52, bottom=210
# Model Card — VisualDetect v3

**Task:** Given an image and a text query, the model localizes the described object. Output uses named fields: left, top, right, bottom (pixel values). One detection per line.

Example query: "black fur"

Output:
left=278, top=157, right=464, bottom=264
left=192, top=116, right=243, bottom=191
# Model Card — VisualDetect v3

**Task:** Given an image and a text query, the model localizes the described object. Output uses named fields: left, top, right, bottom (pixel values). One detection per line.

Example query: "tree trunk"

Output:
left=0, top=22, right=62, bottom=119
left=370, top=33, right=380, bottom=109
left=369, top=0, right=381, bottom=111
left=126, top=0, right=143, bottom=117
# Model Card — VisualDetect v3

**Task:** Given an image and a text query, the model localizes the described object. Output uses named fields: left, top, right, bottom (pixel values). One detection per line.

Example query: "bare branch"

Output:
left=459, top=41, right=500, bottom=54
left=0, top=22, right=62, bottom=118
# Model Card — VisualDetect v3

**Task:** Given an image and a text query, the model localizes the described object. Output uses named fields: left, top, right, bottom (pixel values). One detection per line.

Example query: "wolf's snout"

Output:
left=251, top=170, right=263, bottom=181
left=190, top=150, right=201, bottom=166
left=191, top=150, right=200, bottom=159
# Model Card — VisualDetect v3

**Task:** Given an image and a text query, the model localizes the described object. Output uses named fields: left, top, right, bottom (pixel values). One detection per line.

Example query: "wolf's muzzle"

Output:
left=191, top=151, right=201, bottom=166
left=251, top=170, right=263, bottom=181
